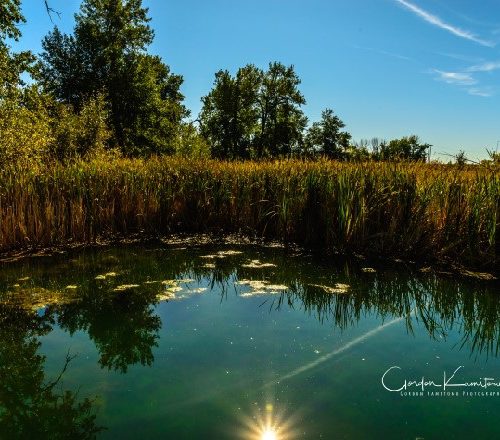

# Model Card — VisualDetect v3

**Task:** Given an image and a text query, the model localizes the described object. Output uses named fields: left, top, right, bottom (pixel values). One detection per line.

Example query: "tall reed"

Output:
left=0, top=158, right=498, bottom=271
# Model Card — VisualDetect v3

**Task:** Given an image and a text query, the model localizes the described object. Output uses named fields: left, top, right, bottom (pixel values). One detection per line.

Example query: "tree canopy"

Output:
left=0, top=0, right=436, bottom=164
left=0, top=0, right=24, bottom=40
left=200, top=62, right=307, bottom=159
left=0, top=0, right=35, bottom=94
left=378, top=135, right=431, bottom=161
left=40, top=0, right=188, bottom=155
left=305, top=109, right=351, bottom=159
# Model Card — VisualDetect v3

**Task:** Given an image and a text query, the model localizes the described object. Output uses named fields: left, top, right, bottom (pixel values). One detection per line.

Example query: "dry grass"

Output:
left=0, top=158, right=498, bottom=271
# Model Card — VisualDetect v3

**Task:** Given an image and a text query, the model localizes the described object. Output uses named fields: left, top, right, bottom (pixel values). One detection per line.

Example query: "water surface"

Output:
left=0, top=243, right=499, bottom=439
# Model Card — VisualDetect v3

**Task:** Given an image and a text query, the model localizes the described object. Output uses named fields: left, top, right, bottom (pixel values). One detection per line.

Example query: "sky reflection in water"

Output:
left=0, top=243, right=499, bottom=439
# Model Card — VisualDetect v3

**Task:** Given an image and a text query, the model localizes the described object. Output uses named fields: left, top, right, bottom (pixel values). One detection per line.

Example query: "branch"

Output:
left=44, top=0, right=61, bottom=23
left=42, top=349, right=78, bottom=393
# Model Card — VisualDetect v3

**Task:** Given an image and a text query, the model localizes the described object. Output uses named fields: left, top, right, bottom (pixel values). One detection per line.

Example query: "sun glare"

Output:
left=238, top=399, right=299, bottom=440
left=261, top=428, right=277, bottom=440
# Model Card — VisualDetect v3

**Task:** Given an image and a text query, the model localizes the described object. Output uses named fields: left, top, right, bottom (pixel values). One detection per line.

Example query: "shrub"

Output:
left=49, top=94, right=111, bottom=161
left=0, top=89, right=53, bottom=170
left=173, top=123, right=210, bottom=158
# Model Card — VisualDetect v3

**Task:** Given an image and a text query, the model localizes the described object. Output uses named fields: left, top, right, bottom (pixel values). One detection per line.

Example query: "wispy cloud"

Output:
left=352, top=45, right=415, bottom=62
left=467, top=87, right=493, bottom=97
left=466, top=61, right=500, bottom=72
left=437, top=52, right=485, bottom=63
left=431, top=69, right=477, bottom=85
left=395, top=0, right=494, bottom=47
left=430, top=65, right=497, bottom=96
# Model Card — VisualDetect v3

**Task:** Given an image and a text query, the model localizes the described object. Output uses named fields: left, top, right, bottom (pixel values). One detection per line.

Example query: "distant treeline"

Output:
left=0, top=0, right=455, bottom=166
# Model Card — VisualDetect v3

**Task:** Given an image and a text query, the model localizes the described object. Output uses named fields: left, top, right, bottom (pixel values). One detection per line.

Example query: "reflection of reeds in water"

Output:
left=0, top=158, right=497, bottom=271
left=0, top=245, right=498, bottom=359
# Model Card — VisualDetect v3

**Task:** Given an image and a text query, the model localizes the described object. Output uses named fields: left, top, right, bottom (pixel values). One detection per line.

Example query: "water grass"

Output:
left=0, top=158, right=498, bottom=272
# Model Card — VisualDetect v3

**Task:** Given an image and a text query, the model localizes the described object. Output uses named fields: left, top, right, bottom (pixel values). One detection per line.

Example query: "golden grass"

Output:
left=0, top=158, right=498, bottom=270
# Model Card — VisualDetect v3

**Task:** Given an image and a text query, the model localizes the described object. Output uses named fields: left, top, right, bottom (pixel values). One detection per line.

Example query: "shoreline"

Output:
left=1, top=159, right=498, bottom=277
left=1, top=232, right=497, bottom=284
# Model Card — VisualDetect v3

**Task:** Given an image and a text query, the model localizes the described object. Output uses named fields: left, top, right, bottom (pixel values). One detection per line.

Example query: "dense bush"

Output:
left=0, top=89, right=53, bottom=170
left=49, top=94, right=111, bottom=161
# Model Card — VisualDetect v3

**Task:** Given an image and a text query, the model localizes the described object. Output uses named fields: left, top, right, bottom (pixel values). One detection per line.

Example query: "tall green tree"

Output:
left=199, top=70, right=238, bottom=159
left=256, top=62, right=307, bottom=157
left=0, top=0, right=23, bottom=40
left=199, top=65, right=261, bottom=159
left=200, top=62, right=306, bottom=159
left=40, top=0, right=188, bottom=155
left=0, top=0, right=35, bottom=94
left=305, top=108, right=351, bottom=159
left=0, top=1, right=55, bottom=170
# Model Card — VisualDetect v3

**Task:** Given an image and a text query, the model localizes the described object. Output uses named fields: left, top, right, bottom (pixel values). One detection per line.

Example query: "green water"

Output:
left=0, top=243, right=499, bottom=439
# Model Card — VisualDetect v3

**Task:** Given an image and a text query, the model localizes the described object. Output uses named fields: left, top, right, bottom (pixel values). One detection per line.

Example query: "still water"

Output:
left=0, top=243, right=499, bottom=439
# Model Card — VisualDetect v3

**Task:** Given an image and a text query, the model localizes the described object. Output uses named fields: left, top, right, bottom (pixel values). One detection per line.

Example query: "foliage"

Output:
left=200, top=62, right=307, bottom=159
left=482, top=149, right=500, bottom=170
left=0, top=0, right=23, bottom=40
left=455, top=150, right=467, bottom=167
left=49, top=94, right=111, bottom=161
left=304, top=108, right=351, bottom=158
left=0, top=0, right=36, bottom=95
left=173, top=123, right=210, bottom=158
left=0, top=87, right=53, bottom=170
left=256, top=62, right=307, bottom=157
left=375, top=135, right=431, bottom=162
left=39, top=0, right=188, bottom=155
left=200, top=65, right=261, bottom=159
left=0, top=306, right=104, bottom=439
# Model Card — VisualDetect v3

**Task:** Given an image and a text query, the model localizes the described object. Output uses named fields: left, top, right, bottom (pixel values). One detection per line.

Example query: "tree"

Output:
left=381, top=135, right=431, bottom=162
left=200, top=62, right=306, bottom=159
left=0, top=1, right=54, bottom=169
left=199, top=65, right=261, bottom=159
left=0, top=0, right=23, bottom=41
left=305, top=108, right=351, bottom=159
left=0, top=0, right=36, bottom=94
left=455, top=150, right=467, bottom=167
left=172, top=122, right=210, bottom=158
left=39, top=0, right=188, bottom=155
left=199, top=70, right=238, bottom=159
left=0, top=306, right=104, bottom=438
left=256, top=62, right=307, bottom=157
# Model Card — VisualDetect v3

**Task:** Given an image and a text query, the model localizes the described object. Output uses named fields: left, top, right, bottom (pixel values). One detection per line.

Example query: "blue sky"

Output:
left=13, top=0, right=500, bottom=160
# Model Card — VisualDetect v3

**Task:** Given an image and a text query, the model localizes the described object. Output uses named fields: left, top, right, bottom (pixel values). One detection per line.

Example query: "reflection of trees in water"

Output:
left=0, top=245, right=499, bottom=438
left=0, top=305, right=104, bottom=439
left=111, top=247, right=500, bottom=359
left=1, top=245, right=499, bottom=377
left=56, top=288, right=161, bottom=373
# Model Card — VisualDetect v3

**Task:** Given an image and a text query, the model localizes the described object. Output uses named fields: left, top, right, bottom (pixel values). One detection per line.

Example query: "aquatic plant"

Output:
left=0, top=158, right=497, bottom=271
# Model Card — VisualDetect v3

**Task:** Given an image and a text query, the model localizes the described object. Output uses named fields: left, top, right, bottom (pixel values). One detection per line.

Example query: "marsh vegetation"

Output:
left=1, top=158, right=498, bottom=272
left=1, top=1, right=498, bottom=273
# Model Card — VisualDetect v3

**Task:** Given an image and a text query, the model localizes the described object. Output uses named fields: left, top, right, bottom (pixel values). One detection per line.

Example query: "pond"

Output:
left=0, top=242, right=499, bottom=439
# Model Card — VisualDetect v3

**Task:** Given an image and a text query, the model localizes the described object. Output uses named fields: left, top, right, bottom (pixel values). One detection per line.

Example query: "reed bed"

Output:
left=0, top=158, right=498, bottom=271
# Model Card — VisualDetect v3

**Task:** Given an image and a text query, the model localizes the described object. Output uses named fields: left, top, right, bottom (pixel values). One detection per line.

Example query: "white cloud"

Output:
left=466, top=61, right=500, bottom=72
left=431, top=69, right=477, bottom=85
left=467, top=87, right=493, bottom=97
left=395, top=0, right=494, bottom=47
